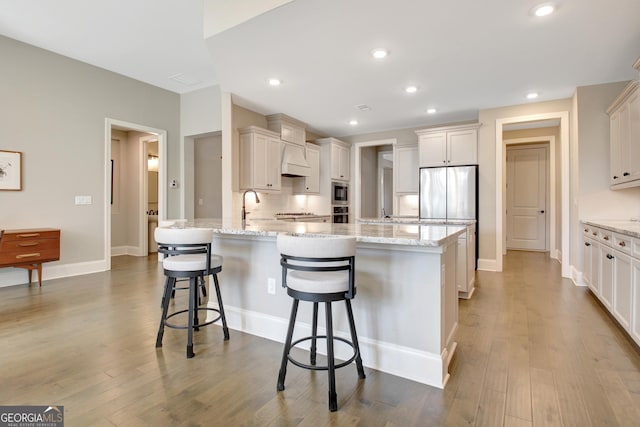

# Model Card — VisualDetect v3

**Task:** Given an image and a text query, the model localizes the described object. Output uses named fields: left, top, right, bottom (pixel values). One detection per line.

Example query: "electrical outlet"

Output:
left=267, top=278, right=276, bottom=295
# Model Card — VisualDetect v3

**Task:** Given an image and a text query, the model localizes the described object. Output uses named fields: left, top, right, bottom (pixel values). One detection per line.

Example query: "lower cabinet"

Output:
left=456, top=223, right=476, bottom=299
left=582, top=222, right=640, bottom=347
left=632, top=259, right=640, bottom=344
left=613, top=251, right=632, bottom=329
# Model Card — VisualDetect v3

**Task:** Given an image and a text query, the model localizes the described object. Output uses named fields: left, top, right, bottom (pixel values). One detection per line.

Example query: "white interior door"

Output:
left=506, top=145, right=547, bottom=251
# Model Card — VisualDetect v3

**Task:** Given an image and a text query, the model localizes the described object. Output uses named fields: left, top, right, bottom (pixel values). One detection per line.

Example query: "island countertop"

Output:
left=358, top=217, right=476, bottom=226
left=192, top=218, right=465, bottom=247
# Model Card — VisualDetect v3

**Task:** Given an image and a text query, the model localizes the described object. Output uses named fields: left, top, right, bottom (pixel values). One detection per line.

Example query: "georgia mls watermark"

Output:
left=0, top=406, right=64, bottom=427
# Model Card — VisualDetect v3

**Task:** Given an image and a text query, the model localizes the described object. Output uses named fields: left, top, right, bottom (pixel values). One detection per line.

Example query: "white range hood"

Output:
left=281, top=142, right=310, bottom=177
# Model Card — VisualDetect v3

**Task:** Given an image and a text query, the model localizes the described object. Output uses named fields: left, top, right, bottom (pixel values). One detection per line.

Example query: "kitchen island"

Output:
left=194, top=218, right=465, bottom=388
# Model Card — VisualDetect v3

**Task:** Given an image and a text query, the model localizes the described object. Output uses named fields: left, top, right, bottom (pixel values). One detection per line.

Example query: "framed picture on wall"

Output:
left=0, top=150, right=22, bottom=191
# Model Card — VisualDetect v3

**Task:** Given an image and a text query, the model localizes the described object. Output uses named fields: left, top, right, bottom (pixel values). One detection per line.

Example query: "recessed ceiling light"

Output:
left=405, top=86, right=418, bottom=93
left=268, top=78, right=282, bottom=86
left=427, top=108, right=437, bottom=114
left=526, top=92, right=539, bottom=99
left=371, top=48, right=388, bottom=59
left=532, top=2, right=556, bottom=17
left=349, top=120, right=359, bottom=125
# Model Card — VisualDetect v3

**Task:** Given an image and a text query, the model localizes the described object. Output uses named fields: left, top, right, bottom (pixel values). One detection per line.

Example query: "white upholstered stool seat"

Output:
left=162, top=254, right=223, bottom=272
left=285, top=270, right=349, bottom=294
left=154, top=226, right=229, bottom=358
left=276, top=234, right=365, bottom=412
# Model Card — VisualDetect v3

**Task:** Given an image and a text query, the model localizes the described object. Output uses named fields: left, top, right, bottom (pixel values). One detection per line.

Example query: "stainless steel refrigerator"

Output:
left=419, top=165, right=478, bottom=221
left=420, top=165, right=478, bottom=267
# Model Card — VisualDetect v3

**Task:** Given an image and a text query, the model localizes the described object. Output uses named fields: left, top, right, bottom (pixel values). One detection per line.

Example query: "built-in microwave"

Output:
left=333, top=206, right=349, bottom=223
left=332, top=182, right=348, bottom=205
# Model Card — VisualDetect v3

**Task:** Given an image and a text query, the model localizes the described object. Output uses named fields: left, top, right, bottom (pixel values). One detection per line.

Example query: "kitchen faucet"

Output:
left=242, top=189, right=260, bottom=221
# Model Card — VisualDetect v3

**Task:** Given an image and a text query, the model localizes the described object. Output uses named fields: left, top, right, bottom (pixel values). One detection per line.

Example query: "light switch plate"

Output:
left=75, top=195, right=92, bottom=205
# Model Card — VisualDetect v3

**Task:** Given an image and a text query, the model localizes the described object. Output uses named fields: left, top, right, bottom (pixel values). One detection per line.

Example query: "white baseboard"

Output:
left=571, top=265, right=587, bottom=287
left=208, top=303, right=452, bottom=389
left=0, top=259, right=108, bottom=288
left=477, top=258, right=497, bottom=271
left=111, top=246, right=144, bottom=257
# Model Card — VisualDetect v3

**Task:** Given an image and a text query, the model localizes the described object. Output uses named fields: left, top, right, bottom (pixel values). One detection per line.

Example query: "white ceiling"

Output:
left=1, top=0, right=639, bottom=137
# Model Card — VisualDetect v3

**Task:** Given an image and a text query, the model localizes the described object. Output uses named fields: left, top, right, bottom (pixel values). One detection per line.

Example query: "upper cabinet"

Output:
left=316, top=137, right=350, bottom=182
left=416, top=123, right=480, bottom=167
left=394, top=144, right=419, bottom=194
left=608, top=80, right=640, bottom=189
left=239, top=126, right=282, bottom=191
left=266, top=113, right=306, bottom=146
left=293, top=144, right=320, bottom=194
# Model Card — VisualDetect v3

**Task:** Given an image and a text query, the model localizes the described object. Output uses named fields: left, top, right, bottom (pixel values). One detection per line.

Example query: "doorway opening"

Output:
left=495, top=112, right=570, bottom=277
left=354, top=138, right=396, bottom=221
left=105, top=118, right=167, bottom=270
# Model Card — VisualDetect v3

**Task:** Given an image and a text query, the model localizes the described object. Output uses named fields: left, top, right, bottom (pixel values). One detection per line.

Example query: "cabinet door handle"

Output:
left=584, top=228, right=588, bottom=232
left=624, top=172, right=630, bottom=176
left=606, top=254, right=614, bottom=260
left=585, top=242, right=591, bottom=247
left=593, top=232, right=598, bottom=236
left=603, top=236, right=609, bottom=241
left=619, top=241, right=626, bottom=247
left=613, top=175, right=619, bottom=179
left=539, top=210, right=545, bottom=214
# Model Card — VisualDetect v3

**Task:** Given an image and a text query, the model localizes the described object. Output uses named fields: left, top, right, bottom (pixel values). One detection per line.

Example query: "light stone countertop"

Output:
left=192, top=218, right=466, bottom=247
left=583, top=220, right=640, bottom=239
left=358, top=217, right=476, bottom=226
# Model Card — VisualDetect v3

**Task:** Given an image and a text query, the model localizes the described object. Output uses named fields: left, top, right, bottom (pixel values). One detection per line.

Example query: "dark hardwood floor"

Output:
left=1, top=251, right=639, bottom=426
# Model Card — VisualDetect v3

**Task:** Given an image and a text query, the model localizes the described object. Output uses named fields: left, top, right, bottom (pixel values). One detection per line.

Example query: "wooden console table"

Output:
left=0, top=228, right=60, bottom=286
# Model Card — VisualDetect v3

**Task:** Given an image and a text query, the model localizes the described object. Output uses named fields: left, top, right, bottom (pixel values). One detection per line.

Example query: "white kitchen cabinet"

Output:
left=266, top=113, right=306, bottom=146
left=416, top=123, right=480, bottom=167
left=394, top=145, right=419, bottom=194
left=457, top=223, right=476, bottom=299
left=317, top=138, right=351, bottom=182
left=582, top=232, right=593, bottom=289
left=239, top=126, right=281, bottom=191
left=293, top=144, right=320, bottom=194
left=632, top=258, right=640, bottom=345
left=608, top=80, right=640, bottom=188
left=581, top=221, right=640, bottom=348
left=613, top=249, right=632, bottom=329
left=601, top=245, right=614, bottom=310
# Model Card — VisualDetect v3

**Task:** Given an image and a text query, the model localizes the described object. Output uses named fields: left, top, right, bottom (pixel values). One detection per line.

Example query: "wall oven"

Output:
left=331, top=182, right=348, bottom=205
left=333, top=206, right=349, bottom=223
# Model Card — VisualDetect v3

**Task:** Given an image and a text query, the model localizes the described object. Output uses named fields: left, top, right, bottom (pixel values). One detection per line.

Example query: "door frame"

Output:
left=354, top=138, right=397, bottom=221
left=495, top=111, right=570, bottom=277
left=505, top=141, right=552, bottom=252
left=104, top=118, right=167, bottom=270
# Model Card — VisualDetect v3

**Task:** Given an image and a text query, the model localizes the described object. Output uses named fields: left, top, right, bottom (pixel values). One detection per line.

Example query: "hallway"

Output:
left=0, top=251, right=638, bottom=425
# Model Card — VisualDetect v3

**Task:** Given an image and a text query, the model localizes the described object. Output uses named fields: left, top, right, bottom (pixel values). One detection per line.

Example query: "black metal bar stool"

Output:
left=276, top=234, right=365, bottom=412
left=154, top=226, right=229, bottom=358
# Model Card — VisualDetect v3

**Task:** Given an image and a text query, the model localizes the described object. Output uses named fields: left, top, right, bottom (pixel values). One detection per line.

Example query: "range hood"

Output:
left=281, top=142, right=310, bottom=177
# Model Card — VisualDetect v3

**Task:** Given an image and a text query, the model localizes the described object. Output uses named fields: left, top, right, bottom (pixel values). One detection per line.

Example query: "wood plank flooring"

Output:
left=1, top=251, right=639, bottom=426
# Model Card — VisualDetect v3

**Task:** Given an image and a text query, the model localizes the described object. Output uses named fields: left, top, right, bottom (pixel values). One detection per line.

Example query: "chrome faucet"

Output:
left=242, top=189, right=260, bottom=221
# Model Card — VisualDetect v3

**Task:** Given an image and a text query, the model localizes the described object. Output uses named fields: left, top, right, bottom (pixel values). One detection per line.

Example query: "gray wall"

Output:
left=0, top=35, right=180, bottom=285
left=194, top=134, right=222, bottom=218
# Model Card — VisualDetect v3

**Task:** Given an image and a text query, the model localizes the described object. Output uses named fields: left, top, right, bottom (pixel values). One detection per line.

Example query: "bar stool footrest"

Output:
left=164, top=307, right=222, bottom=330
left=287, top=335, right=359, bottom=371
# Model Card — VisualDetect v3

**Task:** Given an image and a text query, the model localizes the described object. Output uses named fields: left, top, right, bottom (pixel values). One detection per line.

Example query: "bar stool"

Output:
left=276, top=234, right=366, bottom=412
left=156, top=221, right=208, bottom=306
left=154, top=227, right=229, bottom=358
